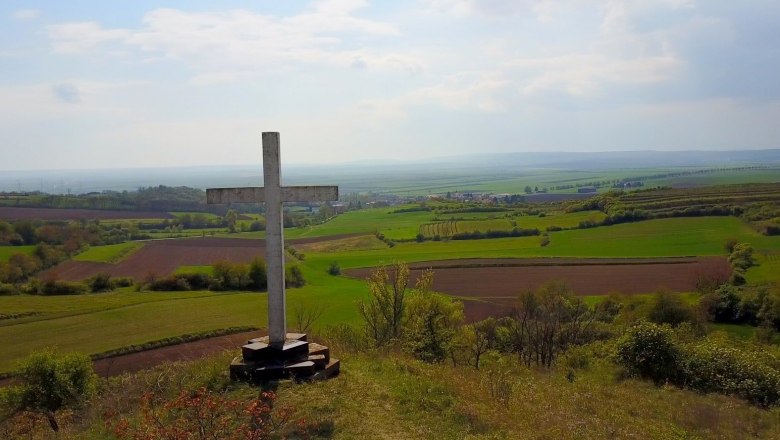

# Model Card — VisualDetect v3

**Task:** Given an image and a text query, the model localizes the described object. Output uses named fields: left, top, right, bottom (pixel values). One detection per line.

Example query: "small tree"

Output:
left=358, top=262, right=410, bottom=347
left=248, top=258, right=267, bottom=290
left=1, top=349, right=97, bottom=432
left=402, top=269, right=464, bottom=363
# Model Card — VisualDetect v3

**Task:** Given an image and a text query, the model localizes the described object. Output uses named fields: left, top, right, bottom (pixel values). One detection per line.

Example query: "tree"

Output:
left=402, top=269, right=464, bottom=362
left=359, top=262, right=411, bottom=347
left=224, top=209, right=239, bottom=233
left=1, top=349, right=97, bottom=432
left=615, top=322, right=680, bottom=385
left=248, top=258, right=267, bottom=290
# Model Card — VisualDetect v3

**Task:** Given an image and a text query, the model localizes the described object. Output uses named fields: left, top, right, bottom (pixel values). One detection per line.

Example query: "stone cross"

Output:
left=206, top=132, right=338, bottom=347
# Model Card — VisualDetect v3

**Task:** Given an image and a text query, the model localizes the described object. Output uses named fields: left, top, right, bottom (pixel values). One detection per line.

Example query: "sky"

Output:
left=1, top=0, right=779, bottom=170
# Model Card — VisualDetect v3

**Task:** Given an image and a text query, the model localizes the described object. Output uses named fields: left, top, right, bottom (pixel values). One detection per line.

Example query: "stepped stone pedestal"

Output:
left=230, top=333, right=340, bottom=382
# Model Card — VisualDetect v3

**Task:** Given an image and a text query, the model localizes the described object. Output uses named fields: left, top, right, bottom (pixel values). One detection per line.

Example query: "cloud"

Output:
left=51, top=83, right=81, bottom=103
left=46, top=22, right=130, bottom=54
left=45, top=5, right=417, bottom=83
left=12, top=9, right=40, bottom=20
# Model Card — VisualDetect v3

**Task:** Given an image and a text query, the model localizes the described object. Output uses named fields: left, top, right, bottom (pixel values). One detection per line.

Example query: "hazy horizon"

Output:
left=2, top=1, right=779, bottom=171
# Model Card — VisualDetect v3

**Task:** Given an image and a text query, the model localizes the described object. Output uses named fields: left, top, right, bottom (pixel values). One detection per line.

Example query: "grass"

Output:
left=77, top=347, right=780, bottom=439
left=2, top=215, right=779, bottom=375
left=0, top=263, right=368, bottom=373
left=73, top=242, right=144, bottom=263
left=305, top=217, right=780, bottom=270
left=0, top=245, right=35, bottom=262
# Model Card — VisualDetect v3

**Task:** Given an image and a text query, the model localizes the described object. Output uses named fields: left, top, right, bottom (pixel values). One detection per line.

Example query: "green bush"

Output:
left=0, top=283, right=18, bottom=295
left=39, top=280, right=87, bottom=296
left=87, top=272, right=112, bottom=292
left=0, top=349, right=97, bottom=432
left=679, top=341, right=780, bottom=407
left=647, top=291, right=696, bottom=327
left=615, top=322, right=680, bottom=385
left=327, top=261, right=341, bottom=276
left=285, top=265, right=306, bottom=288
left=248, top=258, right=267, bottom=290
left=112, top=277, right=134, bottom=288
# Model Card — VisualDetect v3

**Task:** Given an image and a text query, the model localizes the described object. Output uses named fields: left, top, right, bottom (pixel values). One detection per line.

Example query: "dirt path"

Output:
left=0, top=331, right=261, bottom=387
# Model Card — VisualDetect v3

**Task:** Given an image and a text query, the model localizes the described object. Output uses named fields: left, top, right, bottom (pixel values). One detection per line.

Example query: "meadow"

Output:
left=0, top=245, right=35, bottom=262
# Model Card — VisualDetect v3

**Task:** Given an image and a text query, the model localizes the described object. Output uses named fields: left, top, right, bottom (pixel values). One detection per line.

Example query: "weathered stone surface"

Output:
left=248, top=333, right=307, bottom=345
left=308, top=342, right=330, bottom=361
left=241, top=342, right=271, bottom=361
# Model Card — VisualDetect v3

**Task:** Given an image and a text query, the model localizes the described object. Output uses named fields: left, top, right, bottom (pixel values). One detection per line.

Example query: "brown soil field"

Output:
left=91, top=331, right=257, bottom=378
left=0, top=206, right=174, bottom=221
left=43, top=234, right=360, bottom=281
left=346, top=257, right=730, bottom=322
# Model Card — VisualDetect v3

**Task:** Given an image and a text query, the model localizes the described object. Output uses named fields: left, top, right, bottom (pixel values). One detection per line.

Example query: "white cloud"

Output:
left=12, top=9, right=40, bottom=20
left=45, top=6, right=416, bottom=82
left=46, top=22, right=130, bottom=54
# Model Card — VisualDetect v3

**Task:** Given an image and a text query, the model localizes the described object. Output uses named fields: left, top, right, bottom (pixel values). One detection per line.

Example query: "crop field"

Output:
left=0, top=206, right=174, bottom=221
left=0, top=263, right=367, bottom=373
left=419, top=211, right=608, bottom=237
left=0, top=245, right=35, bottom=262
left=345, top=257, right=729, bottom=321
left=73, top=242, right=144, bottom=263
left=42, top=234, right=361, bottom=281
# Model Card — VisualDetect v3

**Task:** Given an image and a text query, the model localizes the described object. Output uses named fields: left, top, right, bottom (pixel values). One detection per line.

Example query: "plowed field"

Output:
left=43, top=235, right=355, bottom=281
left=346, top=257, right=730, bottom=321
left=0, top=206, right=174, bottom=221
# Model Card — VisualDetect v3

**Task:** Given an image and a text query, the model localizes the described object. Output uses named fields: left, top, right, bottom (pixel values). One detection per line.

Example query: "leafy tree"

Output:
left=0, top=349, right=97, bottom=432
left=647, top=291, right=696, bottom=327
left=224, top=209, right=239, bottom=233
left=248, top=258, right=267, bottom=290
left=359, top=262, right=410, bottom=347
left=402, top=269, right=464, bottom=363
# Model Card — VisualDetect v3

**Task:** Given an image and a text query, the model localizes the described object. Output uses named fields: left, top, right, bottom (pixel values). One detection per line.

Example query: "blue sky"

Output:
left=1, top=0, right=779, bottom=170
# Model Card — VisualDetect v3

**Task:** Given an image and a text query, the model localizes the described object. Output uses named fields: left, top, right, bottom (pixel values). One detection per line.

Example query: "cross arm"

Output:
left=207, top=186, right=339, bottom=204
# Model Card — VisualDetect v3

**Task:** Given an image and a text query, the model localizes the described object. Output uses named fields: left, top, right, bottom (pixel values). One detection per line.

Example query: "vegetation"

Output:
left=0, top=349, right=97, bottom=432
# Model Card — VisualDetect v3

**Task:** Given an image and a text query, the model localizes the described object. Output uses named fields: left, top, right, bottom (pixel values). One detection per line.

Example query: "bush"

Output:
left=87, top=272, right=112, bottom=292
left=248, top=258, right=267, bottom=290
left=285, top=265, right=305, bottom=288
left=679, top=341, right=780, bottom=407
left=615, top=322, right=680, bottom=385
left=327, top=261, right=341, bottom=276
left=0, top=283, right=18, bottom=296
left=148, top=276, right=191, bottom=291
left=0, top=349, right=97, bottom=432
left=39, top=280, right=87, bottom=296
left=647, top=291, right=696, bottom=327
left=112, top=277, right=134, bottom=288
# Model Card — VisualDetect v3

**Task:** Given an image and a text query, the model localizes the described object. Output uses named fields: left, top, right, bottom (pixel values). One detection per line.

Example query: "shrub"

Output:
left=0, top=283, right=18, bottom=296
left=327, top=261, right=341, bottom=276
left=647, top=291, right=696, bottom=327
left=148, top=276, right=191, bottom=291
left=679, top=341, right=780, bottom=407
left=0, top=349, right=97, bottom=432
left=112, top=277, right=134, bottom=288
left=615, top=322, right=680, bottom=385
left=285, top=265, right=305, bottom=288
left=40, top=280, right=87, bottom=296
left=87, top=272, right=112, bottom=292
left=248, top=258, right=267, bottom=290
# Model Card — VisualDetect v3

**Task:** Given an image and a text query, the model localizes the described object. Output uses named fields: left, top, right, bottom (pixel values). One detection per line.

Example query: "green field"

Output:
left=2, top=212, right=780, bottom=374
left=0, top=245, right=35, bottom=262
left=73, top=242, right=144, bottom=263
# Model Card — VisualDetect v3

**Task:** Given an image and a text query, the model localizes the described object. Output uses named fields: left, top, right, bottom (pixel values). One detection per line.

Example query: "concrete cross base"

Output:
left=230, top=333, right=340, bottom=382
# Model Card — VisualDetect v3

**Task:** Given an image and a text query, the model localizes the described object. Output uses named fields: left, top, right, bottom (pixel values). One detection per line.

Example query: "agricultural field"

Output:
left=0, top=206, right=174, bottom=221
left=0, top=245, right=35, bottom=262
left=3, top=188, right=780, bottom=376
left=73, top=242, right=144, bottom=263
